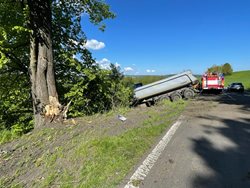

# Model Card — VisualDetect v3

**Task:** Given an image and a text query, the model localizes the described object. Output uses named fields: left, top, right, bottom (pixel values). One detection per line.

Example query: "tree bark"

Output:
left=28, top=0, right=63, bottom=128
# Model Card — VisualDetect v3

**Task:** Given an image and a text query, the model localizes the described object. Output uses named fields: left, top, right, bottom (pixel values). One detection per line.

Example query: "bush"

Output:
left=62, top=62, right=133, bottom=117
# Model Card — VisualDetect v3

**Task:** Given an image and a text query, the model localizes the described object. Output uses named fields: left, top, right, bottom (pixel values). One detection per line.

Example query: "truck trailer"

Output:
left=133, top=70, right=199, bottom=106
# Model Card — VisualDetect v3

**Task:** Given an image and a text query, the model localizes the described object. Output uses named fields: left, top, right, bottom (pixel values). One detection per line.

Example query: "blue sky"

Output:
left=81, top=0, right=250, bottom=75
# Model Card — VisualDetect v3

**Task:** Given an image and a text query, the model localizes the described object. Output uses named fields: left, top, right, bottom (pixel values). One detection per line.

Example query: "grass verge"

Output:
left=0, top=129, right=20, bottom=145
left=225, top=70, right=250, bottom=90
left=0, top=100, right=186, bottom=188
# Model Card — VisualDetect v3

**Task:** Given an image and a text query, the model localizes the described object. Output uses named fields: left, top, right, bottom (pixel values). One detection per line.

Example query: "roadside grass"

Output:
left=40, top=100, right=186, bottom=188
left=225, top=70, right=250, bottom=90
left=0, top=107, right=130, bottom=146
left=105, top=106, right=131, bottom=117
left=0, top=100, right=186, bottom=188
left=0, top=129, right=21, bottom=145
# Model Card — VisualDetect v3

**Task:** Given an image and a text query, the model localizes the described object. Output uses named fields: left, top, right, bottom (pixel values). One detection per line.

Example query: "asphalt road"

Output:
left=139, top=91, right=250, bottom=188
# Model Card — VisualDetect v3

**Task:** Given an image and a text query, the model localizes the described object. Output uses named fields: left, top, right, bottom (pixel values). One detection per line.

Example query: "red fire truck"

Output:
left=201, top=72, right=224, bottom=92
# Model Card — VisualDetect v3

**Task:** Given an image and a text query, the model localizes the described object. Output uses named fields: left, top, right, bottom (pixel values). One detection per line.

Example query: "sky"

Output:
left=80, top=0, right=250, bottom=75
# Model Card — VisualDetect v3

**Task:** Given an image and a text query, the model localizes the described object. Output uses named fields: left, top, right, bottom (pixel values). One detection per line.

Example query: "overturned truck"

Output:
left=133, top=70, right=199, bottom=107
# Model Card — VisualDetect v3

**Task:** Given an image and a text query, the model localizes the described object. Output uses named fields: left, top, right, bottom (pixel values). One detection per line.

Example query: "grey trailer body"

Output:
left=133, top=71, right=198, bottom=106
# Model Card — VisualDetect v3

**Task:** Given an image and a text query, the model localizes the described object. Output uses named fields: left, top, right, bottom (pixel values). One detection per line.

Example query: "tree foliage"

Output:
left=0, top=0, right=31, bottom=134
left=207, top=63, right=233, bottom=75
left=221, top=63, right=233, bottom=75
left=63, top=61, right=132, bottom=117
left=0, top=0, right=132, bottom=141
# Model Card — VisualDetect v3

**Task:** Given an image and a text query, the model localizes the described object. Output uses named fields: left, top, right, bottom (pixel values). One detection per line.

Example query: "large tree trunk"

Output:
left=28, top=0, right=63, bottom=128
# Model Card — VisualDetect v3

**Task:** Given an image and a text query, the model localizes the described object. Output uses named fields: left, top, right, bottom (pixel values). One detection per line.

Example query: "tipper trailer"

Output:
left=133, top=70, right=199, bottom=106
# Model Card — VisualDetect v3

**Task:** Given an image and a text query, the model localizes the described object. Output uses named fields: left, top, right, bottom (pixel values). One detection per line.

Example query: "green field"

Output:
left=124, top=75, right=168, bottom=85
left=125, top=70, right=250, bottom=91
left=225, top=70, right=250, bottom=90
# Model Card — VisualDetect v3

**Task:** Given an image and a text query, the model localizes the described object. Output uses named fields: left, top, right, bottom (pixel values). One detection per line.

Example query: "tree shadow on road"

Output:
left=198, top=91, right=250, bottom=112
left=191, top=92, right=250, bottom=188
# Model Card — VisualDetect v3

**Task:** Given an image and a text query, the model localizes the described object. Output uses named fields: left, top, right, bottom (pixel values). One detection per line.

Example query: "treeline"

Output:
left=207, top=63, right=233, bottom=75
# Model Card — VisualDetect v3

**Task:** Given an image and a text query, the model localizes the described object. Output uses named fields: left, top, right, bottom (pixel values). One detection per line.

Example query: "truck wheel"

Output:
left=155, top=95, right=170, bottom=104
left=170, top=93, right=182, bottom=102
left=183, top=89, right=194, bottom=99
left=146, top=101, right=154, bottom=107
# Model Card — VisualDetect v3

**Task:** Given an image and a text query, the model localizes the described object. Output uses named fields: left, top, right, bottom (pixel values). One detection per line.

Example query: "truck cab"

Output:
left=201, top=72, right=224, bottom=91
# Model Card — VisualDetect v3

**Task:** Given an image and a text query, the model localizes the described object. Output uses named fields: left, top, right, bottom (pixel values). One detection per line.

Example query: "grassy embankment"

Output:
left=0, top=100, right=186, bottom=188
left=224, top=70, right=250, bottom=90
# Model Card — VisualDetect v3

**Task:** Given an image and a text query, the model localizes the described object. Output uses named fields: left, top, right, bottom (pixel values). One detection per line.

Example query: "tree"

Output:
left=222, top=63, right=233, bottom=75
left=207, top=63, right=233, bottom=75
left=207, top=64, right=222, bottom=73
left=0, top=0, right=32, bottom=133
left=27, top=0, right=61, bottom=127
left=0, top=0, right=115, bottom=128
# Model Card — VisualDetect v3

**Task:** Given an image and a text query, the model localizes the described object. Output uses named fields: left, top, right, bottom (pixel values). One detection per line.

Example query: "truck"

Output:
left=132, top=70, right=199, bottom=107
left=201, top=72, right=224, bottom=92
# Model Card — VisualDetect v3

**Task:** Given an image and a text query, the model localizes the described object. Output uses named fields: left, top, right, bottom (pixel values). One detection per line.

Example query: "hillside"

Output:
left=124, top=75, right=168, bottom=85
left=225, top=70, right=250, bottom=90
left=125, top=70, right=250, bottom=90
left=0, top=101, right=186, bottom=187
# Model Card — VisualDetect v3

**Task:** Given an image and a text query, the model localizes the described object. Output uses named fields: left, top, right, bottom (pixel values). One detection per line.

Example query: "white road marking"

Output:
left=124, top=118, right=183, bottom=188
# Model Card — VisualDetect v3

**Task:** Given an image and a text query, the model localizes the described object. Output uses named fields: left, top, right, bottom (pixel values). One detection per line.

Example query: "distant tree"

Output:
left=207, top=65, right=222, bottom=73
left=222, top=63, right=233, bottom=75
left=207, top=63, right=233, bottom=75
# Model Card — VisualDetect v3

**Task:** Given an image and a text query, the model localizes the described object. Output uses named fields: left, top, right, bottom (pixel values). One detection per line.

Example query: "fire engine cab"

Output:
left=201, top=72, right=224, bottom=91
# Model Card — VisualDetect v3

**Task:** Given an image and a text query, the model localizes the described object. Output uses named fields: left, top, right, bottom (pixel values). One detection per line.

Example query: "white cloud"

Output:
left=85, top=39, right=105, bottom=50
left=124, top=67, right=134, bottom=72
left=96, top=58, right=120, bottom=70
left=146, top=69, right=156, bottom=73
left=96, top=58, right=111, bottom=69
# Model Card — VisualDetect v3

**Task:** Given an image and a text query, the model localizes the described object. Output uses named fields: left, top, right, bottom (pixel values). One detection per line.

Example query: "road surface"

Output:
left=128, top=92, right=250, bottom=188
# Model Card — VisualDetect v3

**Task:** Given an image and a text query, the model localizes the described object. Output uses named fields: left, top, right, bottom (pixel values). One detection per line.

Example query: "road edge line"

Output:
left=124, top=117, right=183, bottom=188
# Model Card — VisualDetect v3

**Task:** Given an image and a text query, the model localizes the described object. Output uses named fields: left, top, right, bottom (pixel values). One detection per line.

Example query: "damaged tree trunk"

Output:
left=28, top=0, right=64, bottom=128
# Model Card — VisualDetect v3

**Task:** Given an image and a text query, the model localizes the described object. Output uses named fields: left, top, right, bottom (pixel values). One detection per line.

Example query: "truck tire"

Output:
left=170, top=92, right=182, bottom=102
left=146, top=101, right=155, bottom=107
left=183, top=89, right=195, bottom=99
left=155, top=94, right=170, bottom=103
left=146, top=101, right=151, bottom=107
